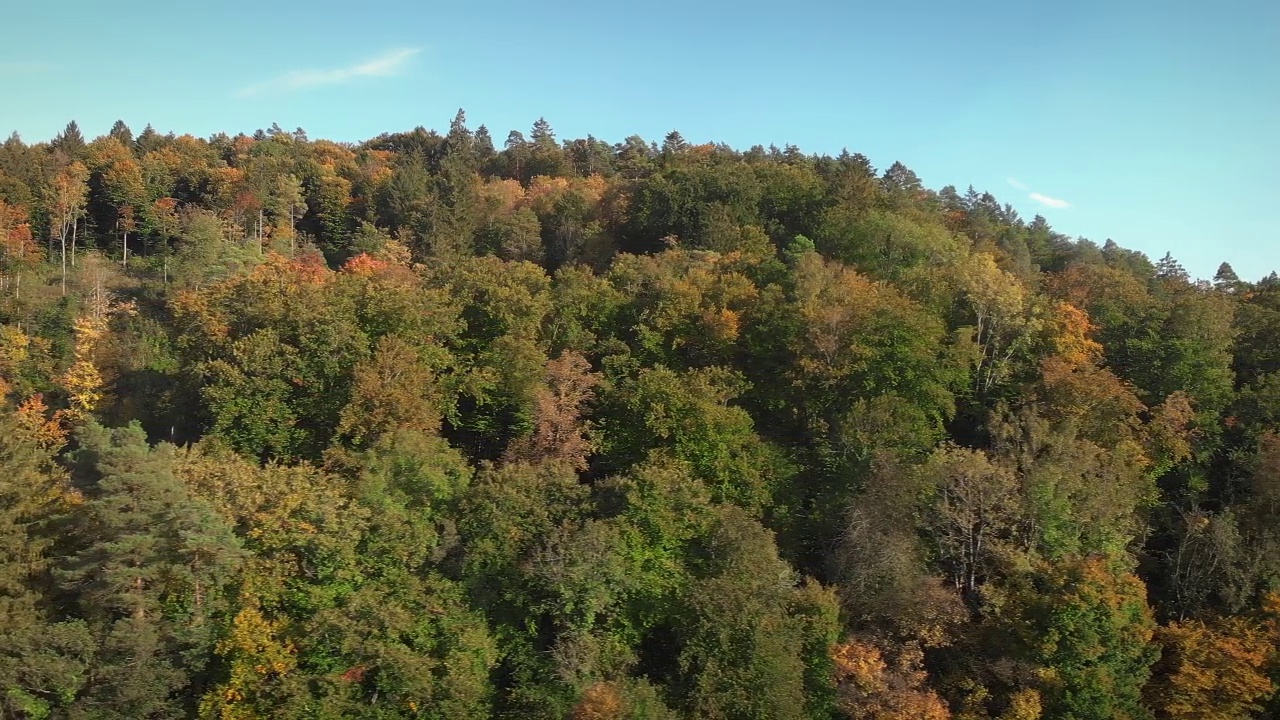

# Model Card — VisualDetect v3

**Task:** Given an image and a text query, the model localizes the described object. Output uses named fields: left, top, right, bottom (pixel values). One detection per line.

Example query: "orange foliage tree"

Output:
left=502, top=350, right=601, bottom=470
left=831, top=638, right=951, bottom=720
left=0, top=199, right=38, bottom=298
left=1147, top=615, right=1275, bottom=719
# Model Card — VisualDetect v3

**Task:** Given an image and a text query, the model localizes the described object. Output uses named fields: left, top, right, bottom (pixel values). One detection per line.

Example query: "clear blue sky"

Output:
left=4, top=0, right=1277, bottom=280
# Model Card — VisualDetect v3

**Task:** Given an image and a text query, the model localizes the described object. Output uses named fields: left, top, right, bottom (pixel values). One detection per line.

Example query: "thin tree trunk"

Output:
left=14, top=241, right=21, bottom=299
left=70, top=217, right=77, bottom=268
left=60, top=233, right=67, bottom=296
left=133, top=576, right=146, bottom=619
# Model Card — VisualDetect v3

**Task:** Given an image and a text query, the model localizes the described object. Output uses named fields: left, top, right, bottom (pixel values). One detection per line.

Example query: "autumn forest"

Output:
left=1, top=114, right=1279, bottom=719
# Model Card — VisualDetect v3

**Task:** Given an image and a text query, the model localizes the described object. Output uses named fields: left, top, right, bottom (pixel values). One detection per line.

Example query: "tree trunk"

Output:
left=60, top=233, right=67, bottom=296
left=10, top=241, right=21, bottom=299
left=133, top=576, right=146, bottom=619
left=70, top=217, right=77, bottom=268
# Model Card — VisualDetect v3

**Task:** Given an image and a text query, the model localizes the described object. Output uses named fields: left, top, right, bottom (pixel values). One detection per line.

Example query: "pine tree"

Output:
left=0, top=413, right=93, bottom=719
left=59, top=423, right=242, bottom=718
left=107, top=120, right=134, bottom=148
left=1213, top=261, right=1242, bottom=292
left=52, top=120, right=86, bottom=156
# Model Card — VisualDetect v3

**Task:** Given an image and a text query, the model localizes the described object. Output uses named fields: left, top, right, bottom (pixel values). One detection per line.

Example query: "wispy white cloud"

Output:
left=1029, top=192, right=1070, bottom=209
left=1008, top=175, right=1071, bottom=209
left=236, top=47, right=421, bottom=97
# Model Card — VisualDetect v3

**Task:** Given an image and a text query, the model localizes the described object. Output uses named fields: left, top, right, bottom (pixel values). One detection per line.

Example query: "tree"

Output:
left=1007, top=557, right=1158, bottom=720
left=920, top=445, right=1018, bottom=600
left=676, top=508, right=840, bottom=720
left=503, top=350, right=601, bottom=470
left=149, top=196, right=180, bottom=282
left=879, top=161, right=923, bottom=205
left=474, top=124, right=496, bottom=165
left=52, top=120, right=86, bottom=157
left=958, top=251, right=1040, bottom=396
left=267, top=173, right=306, bottom=254
left=1213, top=262, right=1241, bottom=292
left=172, top=210, right=256, bottom=289
left=0, top=413, right=92, bottom=720
left=118, top=203, right=137, bottom=268
left=830, top=638, right=950, bottom=720
left=595, top=364, right=787, bottom=511
left=531, top=117, right=556, bottom=145
left=334, top=334, right=446, bottom=451
left=108, top=119, right=134, bottom=147
left=0, top=198, right=38, bottom=298
left=60, top=422, right=243, bottom=719
left=661, top=130, right=689, bottom=159
left=311, top=169, right=353, bottom=258
left=502, top=130, right=531, bottom=183
left=87, top=136, right=147, bottom=267
left=45, top=161, right=90, bottom=294
left=1156, top=252, right=1190, bottom=283
left=1146, top=615, right=1275, bottom=719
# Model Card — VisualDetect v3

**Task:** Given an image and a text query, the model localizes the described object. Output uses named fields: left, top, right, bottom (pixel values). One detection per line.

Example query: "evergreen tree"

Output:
left=59, top=423, right=242, bottom=719
left=107, top=120, right=134, bottom=148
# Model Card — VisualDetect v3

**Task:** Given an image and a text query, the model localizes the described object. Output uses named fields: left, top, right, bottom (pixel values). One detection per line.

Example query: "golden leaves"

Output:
left=1047, top=301, right=1102, bottom=369
left=56, top=291, right=136, bottom=427
left=1149, top=616, right=1275, bottom=719
left=201, top=600, right=298, bottom=720
left=336, top=335, right=444, bottom=449
left=480, top=178, right=526, bottom=214
left=15, top=393, right=68, bottom=450
left=831, top=639, right=951, bottom=720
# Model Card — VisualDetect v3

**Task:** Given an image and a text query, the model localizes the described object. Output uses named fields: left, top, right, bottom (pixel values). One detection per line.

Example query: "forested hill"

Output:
left=2, top=113, right=1279, bottom=720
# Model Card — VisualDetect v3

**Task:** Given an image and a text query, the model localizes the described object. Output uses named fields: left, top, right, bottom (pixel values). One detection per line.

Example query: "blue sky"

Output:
left=3, top=0, right=1277, bottom=279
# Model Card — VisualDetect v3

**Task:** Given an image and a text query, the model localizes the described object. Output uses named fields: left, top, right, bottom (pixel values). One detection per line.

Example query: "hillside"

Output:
left=2, top=114, right=1279, bottom=720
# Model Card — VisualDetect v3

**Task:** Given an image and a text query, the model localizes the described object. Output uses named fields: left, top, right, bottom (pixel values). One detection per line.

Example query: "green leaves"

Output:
left=1008, top=558, right=1158, bottom=720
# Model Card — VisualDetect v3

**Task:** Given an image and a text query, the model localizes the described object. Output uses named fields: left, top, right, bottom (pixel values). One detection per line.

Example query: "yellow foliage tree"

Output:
left=0, top=324, right=29, bottom=401
left=959, top=252, right=1041, bottom=394
left=56, top=288, right=136, bottom=427
left=0, top=198, right=39, bottom=298
left=1147, top=615, right=1275, bottom=720
left=831, top=638, right=951, bottom=720
left=198, top=597, right=297, bottom=720
left=1046, top=301, right=1102, bottom=368
left=998, top=689, right=1043, bottom=720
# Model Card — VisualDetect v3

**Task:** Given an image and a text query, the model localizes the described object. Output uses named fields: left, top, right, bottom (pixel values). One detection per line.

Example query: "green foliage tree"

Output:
left=1006, top=557, right=1159, bottom=720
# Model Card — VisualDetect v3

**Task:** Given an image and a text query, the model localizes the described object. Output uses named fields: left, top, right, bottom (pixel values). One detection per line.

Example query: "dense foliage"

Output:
left=2, top=115, right=1279, bottom=719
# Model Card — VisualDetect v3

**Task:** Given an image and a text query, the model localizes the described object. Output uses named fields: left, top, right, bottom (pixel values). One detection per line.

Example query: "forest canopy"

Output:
left=2, top=114, right=1280, bottom=720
